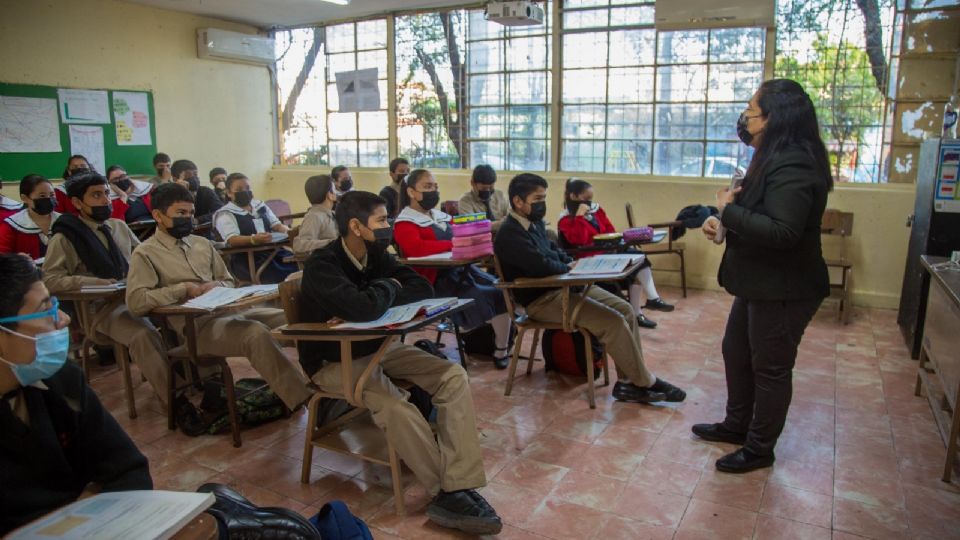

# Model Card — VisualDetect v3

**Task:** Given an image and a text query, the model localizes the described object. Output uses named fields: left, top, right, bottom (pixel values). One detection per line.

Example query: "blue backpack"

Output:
left=310, top=501, right=373, bottom=540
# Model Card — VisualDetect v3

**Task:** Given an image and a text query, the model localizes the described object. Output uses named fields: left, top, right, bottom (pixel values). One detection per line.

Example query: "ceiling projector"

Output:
left=485, top=1, right=545, bottom=26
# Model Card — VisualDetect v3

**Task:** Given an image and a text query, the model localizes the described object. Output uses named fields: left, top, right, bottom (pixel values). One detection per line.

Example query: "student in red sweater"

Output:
left=54, top=155, right=128, bottom=221
left=557, top=178, right=674, bottom=329
left=0, top=175, right=61, bottom=260
left=394, top=169, right=512, bottom=369
left=0, top=183, right=22, bottom=222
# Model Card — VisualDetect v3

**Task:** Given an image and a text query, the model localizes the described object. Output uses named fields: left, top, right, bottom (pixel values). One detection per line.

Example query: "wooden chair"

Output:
left=821, top=209, right=854, bottom=324
left=265, top=199, right=295, bottom=226
left=276, top=272, right=408, bottom=515
left=492, top=256, right=609, bottom=409
left=626, top=203, right=687, bottom=297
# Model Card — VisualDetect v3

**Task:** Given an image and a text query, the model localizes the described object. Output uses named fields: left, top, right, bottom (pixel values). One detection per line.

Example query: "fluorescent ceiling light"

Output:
left=318, top=0, right=350, bottom=5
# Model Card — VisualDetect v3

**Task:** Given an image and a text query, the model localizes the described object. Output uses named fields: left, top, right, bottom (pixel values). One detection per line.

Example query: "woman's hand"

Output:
left=716, top=186, right=742, bottom=212
left=702, top=216, right=721, bottom=242
left=109, top=182, right=129, bottom=203
left=575, top=203, right=590, bottom=217
left=253, top=232, right=273, bottom=244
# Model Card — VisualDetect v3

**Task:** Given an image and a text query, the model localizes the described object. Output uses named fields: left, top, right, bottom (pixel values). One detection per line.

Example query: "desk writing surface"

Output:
left=216, top=239, right=289, bottom=255
left=278, top=299, right=473, bottom=337
left=398, top=253, right=489, bottom=268
left=151, top=291, right=279, bottom=316
left=922, top=255, right=960, bottom=310
left=57, top=288, right=124, bottom=302
left=498, top=260, right=643, bottom=289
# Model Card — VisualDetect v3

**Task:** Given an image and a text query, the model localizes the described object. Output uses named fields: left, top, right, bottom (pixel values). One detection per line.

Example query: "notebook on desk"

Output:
left=569, top=254, right=644, bottom=275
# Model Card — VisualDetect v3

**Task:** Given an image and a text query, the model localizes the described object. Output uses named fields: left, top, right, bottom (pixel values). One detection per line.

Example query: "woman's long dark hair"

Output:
left=564, top=178, right=591, bottom=202
left=397, top=168, right=432, bottom=210
left=745, top=79, right=833, bottom=192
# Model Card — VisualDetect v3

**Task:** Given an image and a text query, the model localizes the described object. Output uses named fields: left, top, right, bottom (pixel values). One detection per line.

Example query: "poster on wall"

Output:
left=0, top=96, right=62, bottom=153
left=112, top=91, right=152, bottom=146
left=57, top=88, right=110, bottom=124
left=335, top=68, right=380, bottom=113
left=68, top=125, right=106, bottom=173
left=934, top=139, right=960, bottom=214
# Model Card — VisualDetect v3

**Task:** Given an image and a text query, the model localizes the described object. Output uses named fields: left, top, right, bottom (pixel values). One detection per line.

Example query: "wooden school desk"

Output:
left=216, top=236, right=290, bottom=285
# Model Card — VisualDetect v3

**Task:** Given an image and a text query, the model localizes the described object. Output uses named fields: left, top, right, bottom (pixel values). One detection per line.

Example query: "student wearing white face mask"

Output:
left=0, top=254, right=152, bottom=535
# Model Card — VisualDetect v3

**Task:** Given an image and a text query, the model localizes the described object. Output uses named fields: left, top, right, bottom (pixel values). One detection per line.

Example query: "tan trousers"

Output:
left=526, top=286, right=656, bottom=387
left=95, top=303, right=169, bottom=400
left=311, top=341, right=486, bottom=495
left=191, top=307, right=312, bottom=409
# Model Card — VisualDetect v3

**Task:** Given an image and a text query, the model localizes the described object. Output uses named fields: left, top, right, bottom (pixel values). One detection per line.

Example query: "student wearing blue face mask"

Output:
left=0, top=253, right=152, bottom=535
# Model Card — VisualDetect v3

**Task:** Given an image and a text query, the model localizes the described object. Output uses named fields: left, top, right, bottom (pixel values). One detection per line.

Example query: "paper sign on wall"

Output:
left=0, top=96, right=62, bottom=153
left=58, top=88, right=110, bottom=124
left=68, top=125, right=105, bottom=173
left=112, top=91, right=152, bottom=146
left=335, top=68, right=380, bottom=113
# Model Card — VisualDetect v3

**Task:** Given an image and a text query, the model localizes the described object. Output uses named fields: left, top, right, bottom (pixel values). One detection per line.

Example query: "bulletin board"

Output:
left=0, top=82, right=157, bottom=182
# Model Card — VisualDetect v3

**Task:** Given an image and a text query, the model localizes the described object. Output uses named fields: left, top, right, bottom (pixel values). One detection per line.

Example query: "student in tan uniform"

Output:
left=125, top=183, right=312, bottom=412
left=291, top=174, right=338, bottom=257
left=457, top=164, right=510, bottom=233
left=298, top=191, right=502, bottom=535
left=42, top=173, right=170, bottom=403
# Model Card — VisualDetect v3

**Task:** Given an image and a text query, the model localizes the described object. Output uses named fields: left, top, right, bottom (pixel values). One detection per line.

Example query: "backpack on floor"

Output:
left=311, top=500, right=373, bottom=540
left=541, top=329, right=604, bottom=380
left=206, top=378, right=287, bottom=435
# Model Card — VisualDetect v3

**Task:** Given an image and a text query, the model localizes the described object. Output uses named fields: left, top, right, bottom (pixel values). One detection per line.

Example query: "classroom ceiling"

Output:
left=122, top=0, right=477, bottom=29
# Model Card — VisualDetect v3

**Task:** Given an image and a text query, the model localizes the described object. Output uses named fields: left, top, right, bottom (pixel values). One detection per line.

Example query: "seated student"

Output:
left=171, top=159, right=222, bottom=224
left=105, top=165, right=153, bottom=223
left=379, top=157, right=410, bottom=219
left=394, top=169, right=513, bottom=370
left=331, top=165, right=353, bottom=197
left=292, top=174, right=338, bottom=257
left=209, top=167, right=228, bottom=203
left=0, top=254, right=323, bottom=539
left=127, top=183, right=311, bottom=414
left=298, top=191, right=503, bottom=535
left=148, top=152, right=173, bottom=185
left=42, top=173, right=170, bottom=406
left=54, top=155, right=130, bottom=221
left=0, top=182, right=23, bottom=221
left=494, top=173, right=686, bottom=404
left=0, top=175, right=60, bottom=260
left=558, top=178, right=673, bottom=329
left=458, top=164, right=510, bottom=233
left=0, top=253, right=153, bottom=534
left=213, top=173, right=297, bottom=284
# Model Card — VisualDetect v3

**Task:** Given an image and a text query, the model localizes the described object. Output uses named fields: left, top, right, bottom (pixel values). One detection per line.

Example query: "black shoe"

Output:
left=492, top=347, right=510, bottom=370
left=426, top=490, right=503, bottom=535
left=716, top=447, right=775, bottom=474
left=637, top=314, right=658, bottom=329
left=612, top=381, right=667, bottom=403
left=691, top=423, right=747, bottom=445
left=94, top=345, right=117, bottom=366
left=174, top=395, right=207, bottom=437
left=198, top=483, right=321, bottom=539
left=650, top=378, right=686, bottom=402
left=643, top=298, right=675, bottom=312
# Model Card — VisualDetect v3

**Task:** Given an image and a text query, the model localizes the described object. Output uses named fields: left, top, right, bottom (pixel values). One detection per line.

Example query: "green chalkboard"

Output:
left=0, top=82, right=157, bottom=182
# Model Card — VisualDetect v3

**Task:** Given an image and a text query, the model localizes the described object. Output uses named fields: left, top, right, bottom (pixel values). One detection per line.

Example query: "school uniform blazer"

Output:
left=718, top=148, right=831, bottom=301
left=393, top=206, right=454, bottom=284
left=557, top=203, right=616, bottom=257
left=0, top=209, right=61, bottom=260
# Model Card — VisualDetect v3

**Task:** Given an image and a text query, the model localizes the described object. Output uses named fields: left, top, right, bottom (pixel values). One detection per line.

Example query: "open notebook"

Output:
left=569, top=254, right=645, bottom=275
left=334, top=297, right=459, bottom=329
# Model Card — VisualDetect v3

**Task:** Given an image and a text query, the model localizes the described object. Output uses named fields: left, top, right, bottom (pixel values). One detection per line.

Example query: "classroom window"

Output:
left=275, top=20, right=388, bottom=167
left=559, top=1, right=763, bottom=177
left=775, top=0, right=900, bottom=183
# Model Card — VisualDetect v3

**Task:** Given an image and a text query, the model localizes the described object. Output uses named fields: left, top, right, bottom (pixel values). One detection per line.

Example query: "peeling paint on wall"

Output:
left=901, top=102, right=935, bottom=138
left=895, top=153, right=914, bottom=174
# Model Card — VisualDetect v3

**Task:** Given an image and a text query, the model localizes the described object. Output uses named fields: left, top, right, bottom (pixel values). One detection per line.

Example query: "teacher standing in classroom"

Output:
left=693, top=79, right=832, bottom=473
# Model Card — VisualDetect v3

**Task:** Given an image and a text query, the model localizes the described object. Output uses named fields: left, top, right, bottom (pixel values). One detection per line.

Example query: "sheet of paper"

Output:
left=68, top=125, right=105, bottom=173
left=334, top=297, right=458, bottom=329
left=183, top=284, right=278, bottom=310
left=270, top=232, right=289, bottom=243
left=0, top=96, right=62, bottom=152
left=335, top=68, right=380, bottom=113
left=57, top=88, right=110, bottom=124
left=569, top=254, right=644, bottom=275
left=112, top=91, right=152, bottom=145
left=7, top=490, right=214, bottom=540
left=406, top=251, right=454, bottom=261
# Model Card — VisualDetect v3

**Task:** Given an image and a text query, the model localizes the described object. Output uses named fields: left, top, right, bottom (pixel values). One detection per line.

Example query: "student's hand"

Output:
left=568, top=260, right=578, bottom=269
left=175, top=179, right=190, bottom=189
left=185, top=282, right=205, bottom=298
left=94, top=278, right=117, bottom=285
left=575, top=203, right=590, bottom=217
left=198, top=281, right=220, bottom=294
left=109, top=182, right=129, bottom=203
left=702, top=216, right=721, bottom=242
left=253, top=232, right=273, bottom=244
left=716, top=186, right=742, bottom=212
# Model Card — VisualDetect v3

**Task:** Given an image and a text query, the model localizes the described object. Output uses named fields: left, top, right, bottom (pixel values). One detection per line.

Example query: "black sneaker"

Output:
left=650, top=378, right=686, bottom=402
left=637, top=314, right=658, bottom=329
left=716, top=447, right=775, bottom=473
left=643, top=298, right=675, bottom=312
left=691, top=423, right=747, bottom=445
left=426, top=490, right=503, bottom=535
left=612, top=381, right=667, bottom=403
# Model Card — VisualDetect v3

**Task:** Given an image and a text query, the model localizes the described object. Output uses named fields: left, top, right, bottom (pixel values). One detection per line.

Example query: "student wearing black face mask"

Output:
left=394, top=169, right=514, bottom=369
left=458, top=164, right=510, bottom=233
left=171, top=159, right=222, bottom=225
left=297, top=190, right=503, bottom=536
left=213, top=173, right=296, bottom=284
left=105, top=165, right=154, bottom=224
left=0, top=175, right=60, bottom=260
left=53, top=155, right=120, bottom=220
left=380, top=157, right=410, bottom=218
left=494, top=173, right=686, bottom=405
left=331, top=165, right=353, bottom=196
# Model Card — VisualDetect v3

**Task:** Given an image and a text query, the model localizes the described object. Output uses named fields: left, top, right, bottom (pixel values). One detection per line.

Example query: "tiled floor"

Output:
left=87, top=287, right=960, bottom=539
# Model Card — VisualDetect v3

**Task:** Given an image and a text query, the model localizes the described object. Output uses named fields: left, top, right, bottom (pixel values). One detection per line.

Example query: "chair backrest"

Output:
left=279, top=271, right=304, bottom=325
left=491, top=255, right=519, bottom=317
left=265, top=199, right=294, bottom=226
left=625, top=203, right=636, bottom=228
left=821, top=209, right=854, bottom=237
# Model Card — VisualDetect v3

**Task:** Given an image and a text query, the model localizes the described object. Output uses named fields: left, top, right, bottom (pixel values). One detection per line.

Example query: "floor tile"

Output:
left=519, top=496, right=607, bottom=540
left=760, top=482, right=834, bottom=529
left=675, top=498, right=758, bottom=540
left=754, top=514, right=832, bottom=540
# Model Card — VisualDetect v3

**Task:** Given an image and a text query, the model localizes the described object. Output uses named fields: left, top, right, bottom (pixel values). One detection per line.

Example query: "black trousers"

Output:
left=720, top=296, right=822, bottom=456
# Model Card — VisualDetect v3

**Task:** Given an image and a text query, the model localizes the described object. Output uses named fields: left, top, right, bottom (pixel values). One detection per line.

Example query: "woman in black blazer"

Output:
left=693, top=79, right=832, bottom=473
